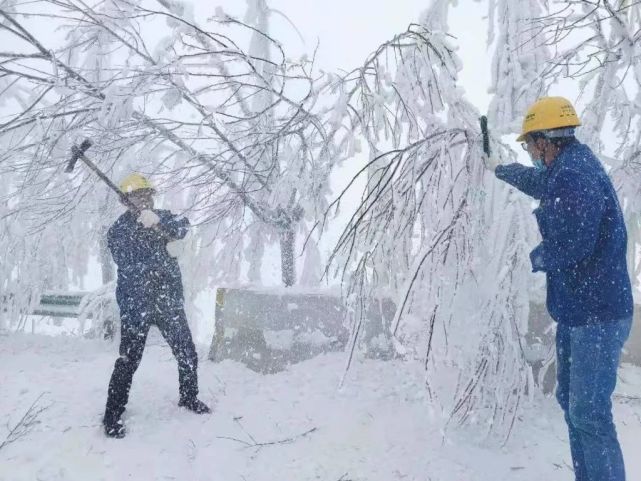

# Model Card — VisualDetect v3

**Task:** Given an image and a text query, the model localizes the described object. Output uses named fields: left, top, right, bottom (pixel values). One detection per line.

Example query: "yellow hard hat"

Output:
left=119, top=173, right=154, bottom=194
left=517, top=96, right=581, bottom=142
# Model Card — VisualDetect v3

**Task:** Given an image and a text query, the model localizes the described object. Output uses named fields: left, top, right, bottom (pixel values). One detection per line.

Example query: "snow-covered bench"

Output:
left=30, top=290, right=118, bottom=339
left=33, top=292, right=89, bottom=318
left=208, top=287, right=395, bottom=371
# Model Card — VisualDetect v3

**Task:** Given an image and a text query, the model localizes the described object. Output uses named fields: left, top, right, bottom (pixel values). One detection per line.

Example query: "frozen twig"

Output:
left=216, top=416, right=317, bottom=452
left=0, top=393, right=50, bottom=451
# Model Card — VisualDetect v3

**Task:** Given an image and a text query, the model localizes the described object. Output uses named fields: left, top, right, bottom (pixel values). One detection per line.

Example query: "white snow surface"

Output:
left=1, top=333, right=640, bottom=481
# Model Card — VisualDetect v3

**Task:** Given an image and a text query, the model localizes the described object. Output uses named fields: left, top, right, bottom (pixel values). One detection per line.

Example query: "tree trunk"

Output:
left=279, top=227, right=296, bottom=287
left=247, top=224, right=264, bottom=285
left=99, top=233, right=115, bottom=285
left=99, top=226, right=116, bottom=339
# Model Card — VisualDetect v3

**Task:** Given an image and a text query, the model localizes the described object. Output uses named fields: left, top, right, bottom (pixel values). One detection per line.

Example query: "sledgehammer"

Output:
left=66, top=139, right=173, bottom=238
left=65, top=139, right=135, bottom=209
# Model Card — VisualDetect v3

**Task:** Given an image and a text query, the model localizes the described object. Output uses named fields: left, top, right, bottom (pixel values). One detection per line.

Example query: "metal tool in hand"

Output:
left=480, top=115, right=490, bottom=157
left=65, top=139, right=135, bottom=210
left=65, top=140, right=169, bottom=237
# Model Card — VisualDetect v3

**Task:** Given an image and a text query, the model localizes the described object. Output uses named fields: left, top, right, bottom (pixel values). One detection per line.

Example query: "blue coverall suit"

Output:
left=103, top=209, right=199, bottom=424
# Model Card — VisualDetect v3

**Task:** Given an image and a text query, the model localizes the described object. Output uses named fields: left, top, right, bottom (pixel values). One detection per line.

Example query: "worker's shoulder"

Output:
left=555, top=142, right=600, bottom=176
left=558, top=141, right=600, bottom=168
left=108, top=212, right=134, bottom=234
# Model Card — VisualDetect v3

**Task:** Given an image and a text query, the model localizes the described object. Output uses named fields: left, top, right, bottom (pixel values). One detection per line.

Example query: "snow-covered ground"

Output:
left=1, top=332, right=640, bottom=481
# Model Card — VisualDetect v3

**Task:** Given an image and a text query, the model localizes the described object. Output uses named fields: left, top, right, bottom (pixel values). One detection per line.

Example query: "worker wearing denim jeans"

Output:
left=491, top=97, right=633, bottom=481
left=556, top=318, right=632, bottom=481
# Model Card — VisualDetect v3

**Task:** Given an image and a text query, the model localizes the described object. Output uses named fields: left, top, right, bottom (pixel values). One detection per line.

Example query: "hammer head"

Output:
left=65, top=139, right=93, bottom=173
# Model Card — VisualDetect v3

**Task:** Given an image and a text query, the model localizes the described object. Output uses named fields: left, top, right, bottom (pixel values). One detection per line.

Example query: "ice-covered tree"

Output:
left=323, top=0, right=536, bottom=441
left=487, top=0, right=550, bottom=133
left=0, top=0, right=340, bottom=327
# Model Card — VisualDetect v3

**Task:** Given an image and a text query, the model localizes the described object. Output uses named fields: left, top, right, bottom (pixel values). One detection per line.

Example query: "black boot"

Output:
left=103, top=418, right=126, bottom=438
left=178, top=398, right=211, bottom=414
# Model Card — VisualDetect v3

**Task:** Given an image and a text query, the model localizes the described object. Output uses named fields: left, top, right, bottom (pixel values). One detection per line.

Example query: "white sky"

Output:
left=206, top=0, right=492, bottom=111
left=0, top=0, right=492, bottom=120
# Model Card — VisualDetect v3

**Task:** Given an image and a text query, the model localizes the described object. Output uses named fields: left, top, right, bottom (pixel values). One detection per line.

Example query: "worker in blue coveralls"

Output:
left=489, top=97, right=633, bottom=481
left=102, top=173, right=210, bottom=438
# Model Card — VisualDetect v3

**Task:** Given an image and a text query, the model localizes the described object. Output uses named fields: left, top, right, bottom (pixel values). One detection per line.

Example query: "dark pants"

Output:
left=103, top=308, right=199, bottom=424
left=556, top=317, right=632, bottom=481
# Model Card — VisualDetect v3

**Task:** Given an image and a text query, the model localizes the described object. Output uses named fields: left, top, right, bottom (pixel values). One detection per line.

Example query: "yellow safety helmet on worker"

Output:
left=119, top=173, right=155, bottom=194
left=517, top=96, right=581, bottom=142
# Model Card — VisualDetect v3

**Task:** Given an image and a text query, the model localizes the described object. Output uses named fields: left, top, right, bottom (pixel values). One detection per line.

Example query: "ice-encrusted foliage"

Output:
left=0, top=0, right=339, bottom=322
left=326, top=0, right=534, bottom=441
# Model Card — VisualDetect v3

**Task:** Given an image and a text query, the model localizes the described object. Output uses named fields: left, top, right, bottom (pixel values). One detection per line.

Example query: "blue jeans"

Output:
left=556, top=317, right=632, bottom=481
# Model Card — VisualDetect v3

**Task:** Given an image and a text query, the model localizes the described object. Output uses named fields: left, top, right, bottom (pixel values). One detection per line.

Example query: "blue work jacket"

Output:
left=108, top=210, right=189, bottom=318
left=495, top=140, right=632, bottom=326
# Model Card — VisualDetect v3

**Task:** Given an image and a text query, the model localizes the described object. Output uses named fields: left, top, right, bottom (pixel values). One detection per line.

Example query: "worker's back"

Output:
left=535, top=140, right=632, bottom=326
